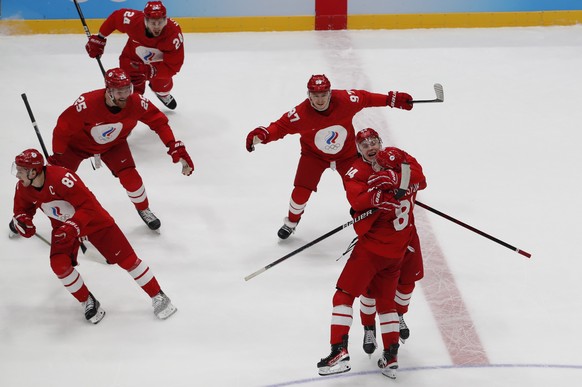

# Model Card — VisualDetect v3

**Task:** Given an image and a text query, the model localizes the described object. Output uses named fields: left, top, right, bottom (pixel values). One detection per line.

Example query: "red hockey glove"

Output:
left=85, top=34, right=106, bottom=58
left=47, top=153, right=64, bottom=166
left=129, top=61, right=157, bottom=85
left=13, top=214, right=36, bottom=238
left=246, top=127, right=269, bottom=152
left=54, top=220, right=80, bottom=245
left=167, top=140, right=194, bottom=176
left=370, top=190, right=399, bottom=211
left=387, top=91, right=413, bottom=111
left=367, top=170, right=400, bottom=191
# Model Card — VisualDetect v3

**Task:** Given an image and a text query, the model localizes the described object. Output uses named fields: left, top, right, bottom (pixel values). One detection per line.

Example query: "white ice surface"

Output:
left=1, top=26, right=581, bottom=386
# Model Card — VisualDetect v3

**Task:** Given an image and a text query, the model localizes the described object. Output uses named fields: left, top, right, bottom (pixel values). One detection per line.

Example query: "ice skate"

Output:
left=152, top=290, right=177, bottom=320
left=137, top=208, right=161, bottom=231
left=83, top=293, right=106, bottom=324
left=399, top=314, right=410, bottom=343
left=317, top=335, right=350, bottom=376
left=277, top=217, right=297, bottom=240
left=378, top=343, right=399, bottom=379
left=8, top=220, right=19, bottom=238
left=363, top=325, right=377, bottom=357
left=155, top=92, right=177, bottom=110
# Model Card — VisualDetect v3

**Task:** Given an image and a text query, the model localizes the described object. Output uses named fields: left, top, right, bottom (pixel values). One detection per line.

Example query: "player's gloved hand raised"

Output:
left=85, top=34, right=106, bottom=58
left=368, top=170, right=400, bottom=191
left=54, top=220, right=80, bottom=245
left=246, top=127, right=269, bottom=152
left=370, top=190, right=399, bottom=211
left=387, top=91, right=413, bottom=111
left=47, top=153, right=64, bottom=166
left=167, top=140, right=194, bottom=176
left=13, top=214, right=36, bottom=238
left=129, top=61, right=156, bottom=85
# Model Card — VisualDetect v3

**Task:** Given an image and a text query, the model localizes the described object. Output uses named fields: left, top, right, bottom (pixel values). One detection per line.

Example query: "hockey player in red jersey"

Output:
left=48, top=67, right=193, bottom=231
left=11, top=149, right=177, bottom=323
left=85, top=1, right=183, bottom=109
left=317, top=144, right=426, bottom=380
left=246, top=74, right=414, bottom=240
left=351, top=129, right=425, bottom=359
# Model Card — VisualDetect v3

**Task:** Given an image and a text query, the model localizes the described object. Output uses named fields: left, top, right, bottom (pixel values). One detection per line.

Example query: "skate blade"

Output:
left=318, top=362, right=351, bottom=376
left=156, top=304, right=177, bottom=320
left=381, top=368, right=397, bottom=379
left=88, top=308, right=106, bottom=324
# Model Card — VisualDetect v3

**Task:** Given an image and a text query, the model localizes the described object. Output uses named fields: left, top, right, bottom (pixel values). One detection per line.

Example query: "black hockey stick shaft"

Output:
left=21, top=93, right=50, bottom=161
left=245, top=209, right=376, bottom=281
left=73, top=0, right=106, bottom=76
left=415, top=200, right=531, bottom=258
left=20, top=93, right=88, bottom=254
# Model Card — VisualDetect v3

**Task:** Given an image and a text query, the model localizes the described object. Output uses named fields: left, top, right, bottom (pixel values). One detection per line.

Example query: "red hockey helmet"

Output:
left=144, top=1, right=167, bottom=19
left=307, top=74, right=331, bottom=92
left=15, top=149, right=44, bottom=174
left=105, top=68, right=131, bottom=89
left=375, top=147, right=405, bottom=171
left=356, top=128, right=380, bottom=145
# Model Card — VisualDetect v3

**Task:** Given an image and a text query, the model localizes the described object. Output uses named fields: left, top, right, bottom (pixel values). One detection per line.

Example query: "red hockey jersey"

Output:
left=99, top=9, right=184, bottom=79
left=262, top=89, right=390, bottom=162
left=13, top=165, right=114, bottom=235
left=52, top=90, right=175, bottom=155
left=343, top=153, right=427, bottom=257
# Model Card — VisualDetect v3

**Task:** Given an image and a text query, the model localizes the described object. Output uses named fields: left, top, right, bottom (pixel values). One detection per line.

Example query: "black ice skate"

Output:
left=137, top=208, right=161, bottom=231
left=155, top=93, right=177, bottom=110
left=363, top=325, right=377, bottom=356
left=83, top=293, right=106, bottom=324
left=317, top=335, right=350, bottom=376
left=277, top=217, right=297, bottom=239
left=8, top=220, right=19, bottom=238
left=399, top=314, right=410, bottom=343
left=378, top=343, right=399, bottom=379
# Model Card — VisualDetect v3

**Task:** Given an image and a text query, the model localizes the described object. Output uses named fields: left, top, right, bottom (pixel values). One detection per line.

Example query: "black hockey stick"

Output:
left=20, top=93, right=88, bottom=254
left=73, top=0, right=106, bottom=76
left=415, top=200, right=531, bottom=258
left=410, top=83, right=444, bottom=104
left=244, top=209, right=377, bottom=281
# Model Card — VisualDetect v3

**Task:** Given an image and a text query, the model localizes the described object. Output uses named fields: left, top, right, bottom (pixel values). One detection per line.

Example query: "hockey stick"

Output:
left=33, top=231, right=109, bottom=265
left=20, top=93, right=88, bottom=255
left=245, top=209, right=377, bottom=281
left=415, top=200, right=531, bottom=258
left=410, top=83, right=444, bottom=104
left=73, top=0, right=106, bottom=76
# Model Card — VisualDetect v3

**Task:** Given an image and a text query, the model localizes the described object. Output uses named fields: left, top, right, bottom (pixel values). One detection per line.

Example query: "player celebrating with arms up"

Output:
left=85, top=1, right=183, bottom=109
left=246, top=74, right=414, bottom=239
left=49, top=68, right=193, bottom=231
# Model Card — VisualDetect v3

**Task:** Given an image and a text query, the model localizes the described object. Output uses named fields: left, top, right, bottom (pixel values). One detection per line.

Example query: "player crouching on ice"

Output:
left=10, top=149, right=177, bottom=323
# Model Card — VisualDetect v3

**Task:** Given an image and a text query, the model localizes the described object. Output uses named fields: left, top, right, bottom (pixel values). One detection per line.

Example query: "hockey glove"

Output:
left=85, top=34, right=106, bottom=58
left=246, top=127, right=269, bottom=152
left=129, top=61, right=157, bottom=85
left=387, top=91, right=413, bottom=111
left=167, top=140, right=194, bottom=176
left=13, top=214, right=36, bottom=238
left=370, top=190, right=399, bottom=211
left=47, top=153, right=64, bottom=166
left=368, top=170, right=400, bottom=191
left=54, top=220, right=80, bottom=245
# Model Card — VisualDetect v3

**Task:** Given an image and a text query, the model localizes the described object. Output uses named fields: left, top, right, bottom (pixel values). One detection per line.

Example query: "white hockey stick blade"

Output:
left=434, top=83, right=444, bottom=102
left=411, top=83, right=445, bottom=104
